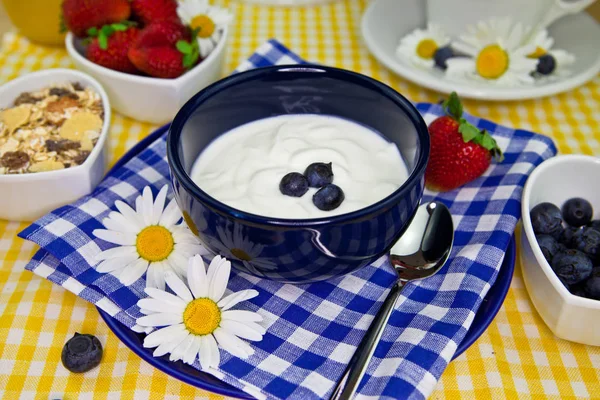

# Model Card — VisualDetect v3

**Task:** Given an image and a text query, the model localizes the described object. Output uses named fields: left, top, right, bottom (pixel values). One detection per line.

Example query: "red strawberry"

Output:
left=62, top=0, right=131, bottom=38
left=132, top=21, right=191, bottom=50
left=425, top=92, right=503, bottom=192
left=86, top=25, right=139, bottom=74
left=128, top=46, right=190, bottom=78
left=130, top=0, right=179, bottom=25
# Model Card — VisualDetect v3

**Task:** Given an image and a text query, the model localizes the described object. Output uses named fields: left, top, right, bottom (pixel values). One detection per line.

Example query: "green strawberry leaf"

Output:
left=176, top=40, right=193, bottom=54
left=442, top=91, right=463, bottom=121
left=111, top=23, right=128, bottom=32
left=87, top=27, right=99, bottom=37
left=59, top=14, right=67, bottom=34
left=458, top=119, right=480, bottom=142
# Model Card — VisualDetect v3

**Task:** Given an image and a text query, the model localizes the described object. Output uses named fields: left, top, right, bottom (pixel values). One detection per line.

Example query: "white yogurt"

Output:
left=190, top=114, right=409, bottom=219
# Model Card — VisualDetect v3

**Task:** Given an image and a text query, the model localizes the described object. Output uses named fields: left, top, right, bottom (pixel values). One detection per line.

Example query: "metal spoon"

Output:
left=330, top=201, right=454, bottom=400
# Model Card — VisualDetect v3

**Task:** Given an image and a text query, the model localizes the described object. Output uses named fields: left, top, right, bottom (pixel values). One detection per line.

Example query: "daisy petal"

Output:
left=213, top=328, right=254, bottom=359
left=143, top=323, right=186, bottom=348
left=152, top=263, right=167, bottom=291
left=118, top=258, right=149, bottom=286
left=152, top=185, right=169, bottom=225
left=145, top=287, right=187, bottom=307
left=139, top=308, right=153, bottom=315
left=115, top=200, right=143, bottom=226
left=152, top=330, right=189, bottom=357
left=183, top=334, right=202, bottom=365
left=177, top=243, right=206, bottom=256
left=164, top=258, right=186, bottom=280
left=217, top=289, right=259, bottom=311
left=95, top=245, right=137, bottom=262
left=93, top=229, right=136, bottom=246
left=107, top=210, right=141, bottom=232
left=141, top=186, right=155, bottom=226
left=103, top=217, right=135, bottom=234
left=207, top=256, right=231, bottom=302
left=221, top=310, right=262, bottom=323
left=96, top=254, right=139, bottom=273
left=165, top=271, right=193, bottom=302
left=137, top=311, right=183, bottom=327
left=207, top=333, right=220, bottom=368
left=169, top=334, right=195, bottom=362
left=159, top=199, right=182, bottom=227
left=198, top=335, right=211, bottom=370
left=188, top=254, right=208, bottom=298
left=138, top=298, right=185, bottom=314
left=172, top=227, right=202, bottom=244
left=220, top=319, right=264, bottom=341
left=146, top=263, right=157, bottom=289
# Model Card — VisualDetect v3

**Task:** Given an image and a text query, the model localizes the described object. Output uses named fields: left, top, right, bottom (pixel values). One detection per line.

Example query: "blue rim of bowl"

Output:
left=166, top=64, right=430, bottom=227
left=100, top=123, right=515, bottom=399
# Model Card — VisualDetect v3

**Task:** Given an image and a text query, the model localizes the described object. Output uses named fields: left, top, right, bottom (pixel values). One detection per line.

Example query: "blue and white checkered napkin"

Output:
left=19, top=39, right=557, bottom=400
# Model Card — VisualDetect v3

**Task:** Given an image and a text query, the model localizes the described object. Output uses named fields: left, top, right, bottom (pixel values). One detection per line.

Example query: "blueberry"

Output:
left=588, top=220, right=600, bottom=231
left=279, top=172, right=309, bottom=197
left=562, top=197, right=593, bottom=227
left=433, top=46, right=454, bottom=70
left=535, top=234, right=561, bottom=263
left=559, top=225, right=581, bottom=247
left=584, top=267, right=600, bottom=300
left=530, top=202, right=563, bottom=236
left=536, top=54, right=556, bottom=75
left=304, top=162, right=334, bottom=188
left=570, top=281, right=588, bottom=298
left=551, top=249, right=593, bottom=285
left=572, top=227, right=600, bottom=261
left=313, top=184, right=345, bottom=211
left=61, top=333, right=103, bottom=373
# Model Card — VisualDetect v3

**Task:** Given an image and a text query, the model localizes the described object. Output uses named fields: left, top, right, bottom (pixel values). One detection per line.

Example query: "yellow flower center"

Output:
left=231, top=248, right=253, bottom=261
left=183, top=298, right=221, bottom=335
left=476, top=44, right=509, bottom=79
left=527, top=46, right=546, bottom=58
left=416, top=39, right=438, bottom=59
left=182, top=211, right=199, bottom=236
left=190, top=15, right=216, bottom=38
left=136, top=226, right=174, bottom=262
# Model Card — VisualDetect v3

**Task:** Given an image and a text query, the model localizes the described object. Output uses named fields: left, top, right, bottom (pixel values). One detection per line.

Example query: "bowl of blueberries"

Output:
left=521, top=154, right=600, bottom=346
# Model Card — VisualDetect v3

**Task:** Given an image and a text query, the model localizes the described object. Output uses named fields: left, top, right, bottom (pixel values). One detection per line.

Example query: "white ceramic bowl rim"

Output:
left=522, top=154, right=600, bottom=308
left=65, top=26, right=229, bottom=87
left=0, top=68, right=111, bottom=182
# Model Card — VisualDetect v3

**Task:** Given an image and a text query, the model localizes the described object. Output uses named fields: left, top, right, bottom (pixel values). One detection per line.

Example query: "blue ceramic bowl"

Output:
left=167, top=65, right=430, bottom=283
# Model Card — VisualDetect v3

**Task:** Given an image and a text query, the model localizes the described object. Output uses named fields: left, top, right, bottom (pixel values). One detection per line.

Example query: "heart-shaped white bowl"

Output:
left=521, top=154, right=600, bottom=346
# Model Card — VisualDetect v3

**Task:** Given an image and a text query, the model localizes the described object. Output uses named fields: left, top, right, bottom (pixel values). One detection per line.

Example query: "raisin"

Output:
left=72, top=82, right=84, bottom=91
left=47, top=97, right=80, bottom=113
left=45, top=139, right=81, bottom=152
left=0, top=151, right=29, bottom=169
left=49, top=88, right=78, bottom=99
left=14, top=92, right=39, bottom=106
left=74, top=151, right=90, bottom=165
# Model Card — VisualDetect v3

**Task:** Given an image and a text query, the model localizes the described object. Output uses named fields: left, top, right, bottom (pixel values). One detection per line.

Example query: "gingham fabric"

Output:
left=18, top=39, right=556, bottom=400
left=3, top=1, right=600, bottom=399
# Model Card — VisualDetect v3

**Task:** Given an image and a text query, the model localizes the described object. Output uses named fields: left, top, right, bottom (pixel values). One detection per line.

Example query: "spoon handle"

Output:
left=330, top=282, right=404, bottom=400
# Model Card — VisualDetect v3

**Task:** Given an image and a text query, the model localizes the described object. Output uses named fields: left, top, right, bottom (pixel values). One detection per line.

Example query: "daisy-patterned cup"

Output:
left=167, top=65, right=430, bottom=283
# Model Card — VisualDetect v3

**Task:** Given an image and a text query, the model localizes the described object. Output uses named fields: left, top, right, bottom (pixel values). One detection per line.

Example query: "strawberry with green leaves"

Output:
left=130, top=0, right=180, bottom=25
left=61, top=0, right=131, bottom=38
left=86, top=23, right=139, bottom=74
left=425, top=92, right=503, bottom=192
left=128, top=22, right=200, bottom=79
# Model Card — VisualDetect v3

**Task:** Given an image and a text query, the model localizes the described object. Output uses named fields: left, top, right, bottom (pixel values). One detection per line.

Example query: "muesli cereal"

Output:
left=0, top=82, right=104, bottom=175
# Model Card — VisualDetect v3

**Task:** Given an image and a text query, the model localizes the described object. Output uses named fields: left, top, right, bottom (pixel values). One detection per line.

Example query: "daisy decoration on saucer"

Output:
left=396, top=23, right=451, bottom=69
left=524, top=29, right=575, bottom=79
left=446, top=18, right=538, bottom=85
left=93, top=185, right=207, bottom=289
left=136, top=254, right=265, bottom=368
left=177, top=0, right=233, bottom=58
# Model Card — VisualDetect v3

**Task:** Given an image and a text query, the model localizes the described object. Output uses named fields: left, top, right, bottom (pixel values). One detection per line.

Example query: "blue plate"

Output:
left=98, top=124, right=516, bottom=399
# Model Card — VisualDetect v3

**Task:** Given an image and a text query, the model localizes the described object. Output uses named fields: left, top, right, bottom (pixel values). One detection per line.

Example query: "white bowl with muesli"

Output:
left=0, top=68, right=110, bottom=221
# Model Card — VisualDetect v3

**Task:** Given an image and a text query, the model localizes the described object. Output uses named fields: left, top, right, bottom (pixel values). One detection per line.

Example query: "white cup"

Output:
left=427, top=0, right=597, bottom=38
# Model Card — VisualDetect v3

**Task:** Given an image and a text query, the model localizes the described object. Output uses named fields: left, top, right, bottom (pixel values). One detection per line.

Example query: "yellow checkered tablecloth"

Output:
left=1, top=1, right=600, bottom=399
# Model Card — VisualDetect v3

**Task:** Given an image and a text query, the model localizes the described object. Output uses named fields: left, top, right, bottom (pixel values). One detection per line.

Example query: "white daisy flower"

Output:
left=92, top=185, right=208, bottom=289
left=177, top=0, right=233, bottom=58
left=396, top=24, right=451, bottom=69
left=523, top=29, right=575, bottom=79
left=446, top=18, right=538, bottom=86
left=136, top=254, right=265, bottom=369
left=206, top=224, right=276, bottom=276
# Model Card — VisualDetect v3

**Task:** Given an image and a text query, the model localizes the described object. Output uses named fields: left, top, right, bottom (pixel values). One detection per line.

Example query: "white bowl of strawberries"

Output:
left=63, top=0, right=230, bottom=125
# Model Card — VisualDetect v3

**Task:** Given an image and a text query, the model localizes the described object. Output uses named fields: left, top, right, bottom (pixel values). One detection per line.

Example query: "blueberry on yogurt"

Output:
left=313, top=184, right=345, bottom=211
left=304, top=162, right=334, bottom=188
left=279, top=172, right=309, bottom=197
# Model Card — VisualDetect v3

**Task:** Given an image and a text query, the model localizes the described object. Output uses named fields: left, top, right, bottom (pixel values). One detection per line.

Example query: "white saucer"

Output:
left=361, top=0, right=600, bottom=101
